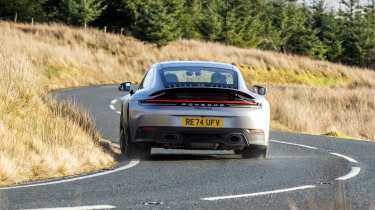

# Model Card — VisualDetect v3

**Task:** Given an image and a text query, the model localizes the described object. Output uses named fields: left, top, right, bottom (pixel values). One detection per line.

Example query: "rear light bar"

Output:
left=140, top=99, right=259, bottom=106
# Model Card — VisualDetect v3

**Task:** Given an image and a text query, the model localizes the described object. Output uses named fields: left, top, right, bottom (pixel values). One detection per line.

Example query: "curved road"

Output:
left=1, top=85, right=375, bottom=210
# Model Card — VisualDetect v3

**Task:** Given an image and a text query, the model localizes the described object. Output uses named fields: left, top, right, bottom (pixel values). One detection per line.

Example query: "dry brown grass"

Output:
left=268, top=86, right=375, bottom=140
left=0, top=21, right=374, bottom=186
left=7, top=22, right=375, bottom=89
left=0, top=23, right=114, bottom=186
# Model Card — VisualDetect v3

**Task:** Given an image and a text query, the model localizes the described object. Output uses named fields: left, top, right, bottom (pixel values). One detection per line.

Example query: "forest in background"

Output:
left=1, top=0, right=375, bottom=69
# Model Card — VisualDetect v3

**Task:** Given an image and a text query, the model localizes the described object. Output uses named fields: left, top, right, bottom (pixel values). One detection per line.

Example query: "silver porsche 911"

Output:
left=119, top=61, right=270, bottom=159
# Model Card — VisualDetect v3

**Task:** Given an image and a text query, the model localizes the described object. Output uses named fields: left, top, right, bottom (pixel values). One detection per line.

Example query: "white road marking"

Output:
left=272, top=140, right=361, bottom=182
left=271, top=140, right=318, bottom=150
left=330, top=152, right=359, bottom=163
left=0, top=160, right=140, bottom=190
left=336, top=167, right=361, bottom=181
left=109, top=98, right=122, bottom=114
left=23, top=205, right=116, bottom=210
left=111, top=99, right=118, bottom=105
left=201, top=185, right=316, bottom=201
left=100, top=139, right=120, bottom=149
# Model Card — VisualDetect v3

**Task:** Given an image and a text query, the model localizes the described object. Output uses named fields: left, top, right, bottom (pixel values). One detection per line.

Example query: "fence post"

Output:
left=31, top=17, right=34, bottom=26
left=14, top=12, right=17, bottom=23
left=104, top=26, right=107, bottom=33
left=120, top=28, right=124, bottom=35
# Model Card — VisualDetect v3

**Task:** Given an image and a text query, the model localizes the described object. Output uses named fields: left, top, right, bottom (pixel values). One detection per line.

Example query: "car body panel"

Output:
left=120, top=61, right=270, bottom=150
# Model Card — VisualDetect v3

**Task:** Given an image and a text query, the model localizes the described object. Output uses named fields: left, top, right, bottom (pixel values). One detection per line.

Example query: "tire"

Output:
left=237, top=146, right=269, bottom=159
left=120, top=126, right=151, bottom=160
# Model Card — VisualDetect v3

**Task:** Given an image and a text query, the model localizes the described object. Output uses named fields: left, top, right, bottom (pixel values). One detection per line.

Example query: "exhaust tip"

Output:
left=229, top=135, right=241, bottom=143
left=227, top=134, right=244, bottom=144
left=161, top=133, right=181, bottom=143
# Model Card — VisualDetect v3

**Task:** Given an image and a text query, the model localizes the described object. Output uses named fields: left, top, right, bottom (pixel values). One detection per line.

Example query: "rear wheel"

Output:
left=236, top=146, right=269, bottom=159
left=120, top=126, right=151, bottom=160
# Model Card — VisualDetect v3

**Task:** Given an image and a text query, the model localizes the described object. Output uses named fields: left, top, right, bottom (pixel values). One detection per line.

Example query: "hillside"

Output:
left=0, top=22, right=374, bottom=185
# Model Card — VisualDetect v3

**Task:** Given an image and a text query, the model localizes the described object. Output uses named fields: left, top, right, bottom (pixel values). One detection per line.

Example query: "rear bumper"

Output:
left=133, top=126, right=267, bottom=150
left=127, top=100, right=270, bottom=149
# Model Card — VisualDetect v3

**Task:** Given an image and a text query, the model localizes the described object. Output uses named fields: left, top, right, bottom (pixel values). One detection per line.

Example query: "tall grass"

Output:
left=268, top=86, right=375, bottom=139
left=10, top=22, right=375, bottom=89
left=0, top=23, right=114, bottom=186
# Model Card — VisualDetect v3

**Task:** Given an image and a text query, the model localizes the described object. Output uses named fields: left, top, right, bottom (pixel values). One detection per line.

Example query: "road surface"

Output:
left=1, top=85, right=374, bottom=210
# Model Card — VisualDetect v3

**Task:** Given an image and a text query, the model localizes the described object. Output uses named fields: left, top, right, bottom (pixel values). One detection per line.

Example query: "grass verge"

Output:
left=0, top=24, right=115, bottom=186
left=268, top=86, right=374, bottom=140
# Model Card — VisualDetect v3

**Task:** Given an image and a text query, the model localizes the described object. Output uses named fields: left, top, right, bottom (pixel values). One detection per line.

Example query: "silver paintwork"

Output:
left=120, top=61, right=270, bottom=147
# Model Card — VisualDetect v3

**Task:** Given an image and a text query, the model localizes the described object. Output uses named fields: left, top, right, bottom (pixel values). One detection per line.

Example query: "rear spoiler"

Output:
left=149, top=87, right=255, bottom=100
left=144, top=87, right=258, bottom=107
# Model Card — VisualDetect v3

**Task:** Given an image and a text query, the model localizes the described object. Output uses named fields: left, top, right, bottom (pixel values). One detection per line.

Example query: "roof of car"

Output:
left=155, top=61, right=236, bottom=70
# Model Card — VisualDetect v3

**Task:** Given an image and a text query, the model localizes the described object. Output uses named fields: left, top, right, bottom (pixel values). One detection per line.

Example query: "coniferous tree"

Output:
left=221, top=0, right=264, bottom=48
left=311, top=0, right=342, bottom=61
left=93, top=0, right=132, bottom=31
left=0, top=0, right=47, bottom=21
left=180, top=0, right=203, bottom=39
left=221, top=0, right=244, bottom=46
left=123, top=0, right=184, bottom=46
left=258, top=1, right=284, bottom=51
left=197, top=0, right=223, bottom=41
left=360, top=0, right=375, bottom=67
left=338, top=0, right=362, bottom=65
left=76, top=0, right=106, bottom=27
left=280, top=1, right=325, bottom=59
left=48, top=0, right=105, bottom=26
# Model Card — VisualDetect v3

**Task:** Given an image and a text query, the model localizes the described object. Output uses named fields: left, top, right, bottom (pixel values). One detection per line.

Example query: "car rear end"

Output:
left=128, top=87, right=270, bottom=151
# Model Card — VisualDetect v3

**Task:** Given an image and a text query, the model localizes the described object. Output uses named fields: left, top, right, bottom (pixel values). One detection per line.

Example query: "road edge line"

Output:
left=270, top=139, right=318, bottom=150
left=201, top=185, right=316, bottom=201
left=329, top=152, right=359, bottom=163
left=336, top=166, right=361, bottom=181
left=23, top=204, right=116, bottom=210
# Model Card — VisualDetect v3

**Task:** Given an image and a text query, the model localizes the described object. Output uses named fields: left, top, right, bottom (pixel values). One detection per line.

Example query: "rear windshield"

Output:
left=160, top=67, right=238, bottom=89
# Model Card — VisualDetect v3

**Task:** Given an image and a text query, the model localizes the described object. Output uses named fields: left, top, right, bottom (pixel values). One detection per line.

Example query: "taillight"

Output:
left=139, top=99, right=259, bottom=107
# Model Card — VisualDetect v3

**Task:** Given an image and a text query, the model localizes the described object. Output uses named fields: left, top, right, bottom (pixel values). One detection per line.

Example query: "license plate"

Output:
left=181, top=117, right=224, bottom=128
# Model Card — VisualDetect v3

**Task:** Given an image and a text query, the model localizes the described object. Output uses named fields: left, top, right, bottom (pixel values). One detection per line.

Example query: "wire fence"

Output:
left=0, top=15, right=132, bottom=36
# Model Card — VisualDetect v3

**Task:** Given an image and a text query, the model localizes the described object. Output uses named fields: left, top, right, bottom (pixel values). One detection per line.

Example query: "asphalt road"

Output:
left=1, top=85, right=375, bottom=210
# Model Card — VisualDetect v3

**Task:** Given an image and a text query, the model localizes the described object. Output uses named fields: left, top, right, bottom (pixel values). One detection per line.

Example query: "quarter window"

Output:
left=138, top=69, right=154, bottom=89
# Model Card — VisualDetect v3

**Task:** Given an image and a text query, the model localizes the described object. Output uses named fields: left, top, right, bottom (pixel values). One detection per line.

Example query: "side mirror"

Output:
left=119, top=82, right=132, bottom=92
left=253, top=85, right=267, bottom=96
